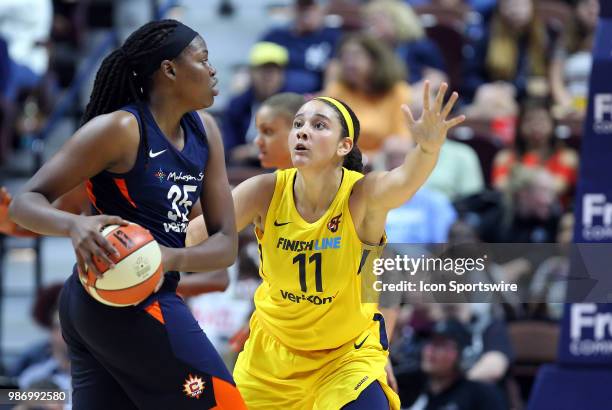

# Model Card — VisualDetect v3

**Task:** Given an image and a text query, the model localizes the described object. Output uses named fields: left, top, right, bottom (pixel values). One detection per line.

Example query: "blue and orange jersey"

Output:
left=86, top=104, right=209, bottom=282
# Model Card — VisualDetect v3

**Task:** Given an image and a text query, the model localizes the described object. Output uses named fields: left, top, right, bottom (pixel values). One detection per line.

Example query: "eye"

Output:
left=315, top=121, right=327, bottom=130
left=293, top=119, right=303, bottom=128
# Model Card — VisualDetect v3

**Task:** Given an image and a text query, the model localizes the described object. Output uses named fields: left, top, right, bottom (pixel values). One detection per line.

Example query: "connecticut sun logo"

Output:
left=327, top=213, right=342, bottom=233
left=154, top=168, right=166, bottom=183
left=183, top=374, right=205, bottom=399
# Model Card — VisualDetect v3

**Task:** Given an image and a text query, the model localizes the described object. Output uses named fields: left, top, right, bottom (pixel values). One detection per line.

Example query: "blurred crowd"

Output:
left=0, top=0, right=599, bottom=409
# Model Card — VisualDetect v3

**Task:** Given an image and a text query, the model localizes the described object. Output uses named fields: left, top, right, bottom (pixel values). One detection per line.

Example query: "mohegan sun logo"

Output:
left=327, top=213, right=342, bottom=233
left=154, top=168, right=166, bottom=183
left=183, top=374, right=206, bottom=399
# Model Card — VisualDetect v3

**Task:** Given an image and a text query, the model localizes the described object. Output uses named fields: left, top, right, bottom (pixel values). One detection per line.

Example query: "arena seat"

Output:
left=508, top=321, right=560, bottom=401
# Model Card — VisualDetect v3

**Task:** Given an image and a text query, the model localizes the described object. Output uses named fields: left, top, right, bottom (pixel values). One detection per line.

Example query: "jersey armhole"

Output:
left=101, top=108, right=145, bottom=177
left=188, top=111, right=210, bottom=147
left=345, top=172, right=386, bottom=248
left=259, top=171, right=283, bottom=241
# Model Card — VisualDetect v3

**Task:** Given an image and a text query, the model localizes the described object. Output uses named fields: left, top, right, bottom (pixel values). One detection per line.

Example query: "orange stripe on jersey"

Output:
left=113, top=178, right=137, bottom=208
left=85, top=180, right=103, bottom=214
left=144, top=300, right=165, bottom=324
left=210, top=377, right=247, bottom=409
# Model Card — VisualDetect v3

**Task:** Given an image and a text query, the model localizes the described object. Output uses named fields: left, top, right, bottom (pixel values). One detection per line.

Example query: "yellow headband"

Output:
left=315, top=97, right=354, bottom=140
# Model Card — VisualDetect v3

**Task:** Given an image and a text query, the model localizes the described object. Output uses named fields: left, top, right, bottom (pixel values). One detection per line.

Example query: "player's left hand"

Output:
left=401, top=81, right=465, bottom=154
left=385, top=359, right=398, bottom=393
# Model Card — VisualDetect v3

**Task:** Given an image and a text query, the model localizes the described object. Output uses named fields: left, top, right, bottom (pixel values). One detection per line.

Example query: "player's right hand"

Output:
left=69, top=214, right=129, bottom=277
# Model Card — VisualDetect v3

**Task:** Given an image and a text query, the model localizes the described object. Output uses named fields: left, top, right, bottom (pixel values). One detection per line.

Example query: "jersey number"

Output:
left=293, top=253, right=323, bottom=292
left=167, top=184, right=197, bottom=222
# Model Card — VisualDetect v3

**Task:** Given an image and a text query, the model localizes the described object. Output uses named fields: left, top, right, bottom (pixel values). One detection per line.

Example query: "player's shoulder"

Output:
left=195, top=110, right=216, bottom=129
left=194, top=110, right=223, bottom=148
left=77, top=110, right=139, bottom=147
left=235, top=172, right=277, bottom=202
left=253, top=172, right=278, bottom=194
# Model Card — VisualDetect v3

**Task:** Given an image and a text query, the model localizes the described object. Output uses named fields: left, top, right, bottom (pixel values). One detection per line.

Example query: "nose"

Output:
left=208, top=62, right=217, bottom=77
left=296, top=129, right=309, bottom=141
left=254, top=134, right=264, bottom=148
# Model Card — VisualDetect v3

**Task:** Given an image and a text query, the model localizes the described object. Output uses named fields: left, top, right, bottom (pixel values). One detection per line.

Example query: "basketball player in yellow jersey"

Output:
left=232, top=82, right=464, bottom=409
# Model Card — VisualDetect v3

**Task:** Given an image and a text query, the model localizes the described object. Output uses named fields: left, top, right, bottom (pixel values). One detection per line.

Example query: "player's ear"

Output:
left=337, top=137, right=353, bottom=157
left=161, top=60, right=177, bottom=80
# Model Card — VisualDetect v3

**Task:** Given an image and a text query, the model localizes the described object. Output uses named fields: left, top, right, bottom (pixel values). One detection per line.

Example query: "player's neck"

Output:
left=294, top=166, right=343, bottom=219
left=148, top=92, right=188, bottom=143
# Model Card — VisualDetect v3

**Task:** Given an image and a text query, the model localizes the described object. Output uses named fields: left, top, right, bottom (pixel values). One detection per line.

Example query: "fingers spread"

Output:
left=83, top=250, right=102, bottom=277
left=401, top=104, right=416, bottom=126
left=103, top=215, right=129, bottom=227
left=423, top=80, right=431, bottom=111
left=445, top=115, right=467, bottom=129
left=434, top=82, right=448, bottom=113
left=97, top=234, right=120, bottom=258
left=441, top=92, right=459, bottom=119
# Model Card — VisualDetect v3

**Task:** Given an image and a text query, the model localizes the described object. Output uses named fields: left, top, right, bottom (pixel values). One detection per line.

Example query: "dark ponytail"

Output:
left=343, top=144, right=363, bottom=173
left=316, top=98, right=364, bottom=173
left=82, top=19, right=186, bottom=165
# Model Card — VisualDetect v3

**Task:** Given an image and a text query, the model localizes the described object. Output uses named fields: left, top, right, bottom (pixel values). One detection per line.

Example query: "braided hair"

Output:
left=82, top=19, right=186, bottom=165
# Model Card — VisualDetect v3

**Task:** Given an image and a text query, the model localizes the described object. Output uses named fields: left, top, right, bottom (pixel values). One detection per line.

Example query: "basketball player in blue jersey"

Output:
left=9, top=20, right=246, bottom=409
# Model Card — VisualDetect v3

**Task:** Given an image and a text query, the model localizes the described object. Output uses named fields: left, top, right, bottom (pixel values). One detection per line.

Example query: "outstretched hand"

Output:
left=402, top=81, right=466, bottom=154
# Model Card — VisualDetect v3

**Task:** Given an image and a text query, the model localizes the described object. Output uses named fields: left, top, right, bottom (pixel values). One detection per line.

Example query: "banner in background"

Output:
left=562, top=1, right=612, bottom=365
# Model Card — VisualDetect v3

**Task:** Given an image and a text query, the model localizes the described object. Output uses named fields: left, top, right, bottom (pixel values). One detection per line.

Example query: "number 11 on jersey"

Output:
left=293, top=253, right=323, bottom=292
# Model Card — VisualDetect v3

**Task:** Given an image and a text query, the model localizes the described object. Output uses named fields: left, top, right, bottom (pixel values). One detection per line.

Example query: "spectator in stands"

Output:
left=462, top=0, right=555, bottom=103
left=492, top=99, right=578, bottom=204
left=8, top=283, right=70, bottom=391
left=223, top=42, right=289, bottom=159
left=405, top=0, right=497, bottom=17
left=408, top=318, right=507, bottom=410
left=482, top=165, right=562, bottom=243
left=230, top=92, right=305, bottom=168
left=382, top=137, right=457, bottom=243
left=260, top=0, right=342, bottom=94
left=323, top=33, right=412, bottom=157
left=18, top=311, right=70, bottom=391
left=8, top=283, right=63, bottom=377
left=550, top=0, right=599, bottom=118
left=362, top=0, right=447, bottom=92
left=0, top=0, right=53, bottom=101
left=529, top=211, right=573, bottom=320
left=421, top=138, right=484, bottom=201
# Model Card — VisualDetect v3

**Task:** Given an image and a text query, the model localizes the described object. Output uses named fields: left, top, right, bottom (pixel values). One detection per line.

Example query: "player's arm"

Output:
left=161, top=112, right=237, bottom=273
left=181, top=205, right=230, bottom=295
left=186, top=172, right=275, bottom=243
left=358, top=82, right=465, bottom=212
left=1, top=183, right=89, bottom=238
left=232, top=173, right=276, bottom=232
left=9, top=112, right=135, bottom=273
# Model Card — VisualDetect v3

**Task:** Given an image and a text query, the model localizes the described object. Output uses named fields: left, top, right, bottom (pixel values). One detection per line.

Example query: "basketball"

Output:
left=78, top=223, right=163, bottom=307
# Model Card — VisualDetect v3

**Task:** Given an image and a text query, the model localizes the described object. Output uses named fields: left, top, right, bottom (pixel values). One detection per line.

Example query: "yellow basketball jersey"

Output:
left=253, top=168, right=383, bottom=351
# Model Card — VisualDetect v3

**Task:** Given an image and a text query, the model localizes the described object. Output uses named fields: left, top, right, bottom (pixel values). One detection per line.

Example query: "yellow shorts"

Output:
left=233, top=313, right=401, bottom=410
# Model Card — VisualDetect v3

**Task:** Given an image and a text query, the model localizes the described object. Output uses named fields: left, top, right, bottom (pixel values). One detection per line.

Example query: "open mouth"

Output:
left=295, top=143, right=308, bottom=152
